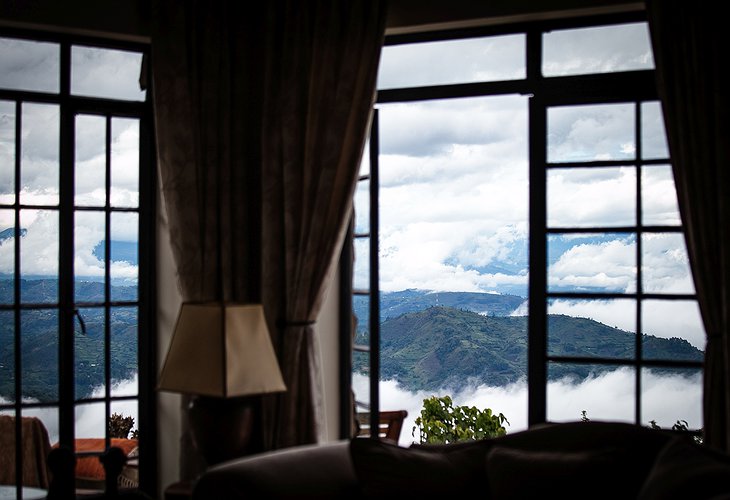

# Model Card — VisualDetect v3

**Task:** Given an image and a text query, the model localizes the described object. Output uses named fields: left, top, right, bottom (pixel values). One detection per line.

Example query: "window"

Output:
left=342, top=12, right=704, bottom=443
left=0, top=31, right=155, bottom=495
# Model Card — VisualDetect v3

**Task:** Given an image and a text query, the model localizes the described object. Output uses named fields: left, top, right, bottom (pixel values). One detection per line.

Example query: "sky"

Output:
left=353, top=21, right=706, bottom=433
left=0, top=37, right=144, bottom=284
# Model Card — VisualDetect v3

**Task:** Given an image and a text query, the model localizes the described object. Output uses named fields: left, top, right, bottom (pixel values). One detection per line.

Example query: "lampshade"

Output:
left=158, top=302, right=286, bottom=398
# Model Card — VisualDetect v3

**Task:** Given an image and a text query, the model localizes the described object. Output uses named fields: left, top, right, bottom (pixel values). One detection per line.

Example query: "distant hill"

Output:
left=353, top=289, right=525, bottom=331
left=0, top=227, right=27, bottom=242
left=356, top=306, right=703, bottom=392
left=0, top=278, right=138, bottom=402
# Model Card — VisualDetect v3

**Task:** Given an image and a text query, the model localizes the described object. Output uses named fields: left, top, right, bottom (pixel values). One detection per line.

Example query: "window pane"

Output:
left=0, top=37, right=59, bottom=93
left=75, top=401, right=105, bottom=438
left=378, top=34, right=525, bottom=89
left=0, top=100, right=15, bottom=205
left=71, top=46, right=145, bottom=101
left=20, top=210, right=58, bottom=303
left=543, top=22, right=654, bottom=76
left=641, top=233, right=694, bottom=294
left=354, top=180, right=370, bottom=235
left=22, top=405, right=59, bottom=445
left=359, top=138, right=370, bottom=177
left=21, top=103, right=59, bottom=206
left=353, top=237, right=370, bottom=291
left=379, top=96, right=528, bottom=296
left=353, top=294, right=371, bottom=346
left=548, top=298, right=636, bottom=358
left=111, top=118, right=139, bottom=208
left=75, top=211, right=106, bottom=303
left=75, top=307, right=105, bottom=399
left=642, top=299, right=705, bottom=358
left=0, top=310, right=14, bottom=402
left=548, top=167, right=635, bottom=227
left=641, top=367, right=702, bottom=430
left=641, top=165, right=681, bottom=226
left=548, top=103, right=635, bottom=163
left=352, top=363, right=371, bottom=412
left=75, top=115, right=106, bottom=207
left=548, top=363, right=635, bottom=423
left=111, top=400, right=138, bottom=439
left=111, top=306, right=138, bottom=397
left=548, top=233, right=636, bottom=293
left=641, top=101, right=669, bottom=160
left=110, top=213, right=138, bottom=301
left=22, top=309, right=58, bottom=402
left=0, top=209, right=16, bottom=296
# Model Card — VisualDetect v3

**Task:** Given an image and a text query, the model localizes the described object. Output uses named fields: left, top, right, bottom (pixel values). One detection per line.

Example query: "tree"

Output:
left=412, top=395, right=509, bottom=444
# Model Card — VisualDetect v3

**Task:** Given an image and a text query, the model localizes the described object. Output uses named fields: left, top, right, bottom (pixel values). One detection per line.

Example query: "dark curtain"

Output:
left=151, top=0, right=267, bottom=478
left=151, top=0, right=386, bottom=475
left=260, top=0, right=387, bottom=448
left=646, top=0, right=730, bottom=452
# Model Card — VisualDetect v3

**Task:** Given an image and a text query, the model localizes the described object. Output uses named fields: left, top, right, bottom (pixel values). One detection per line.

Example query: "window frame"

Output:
left=0, top=28, right=157, bottom=495
left=341, top=10, right=703, bottom=438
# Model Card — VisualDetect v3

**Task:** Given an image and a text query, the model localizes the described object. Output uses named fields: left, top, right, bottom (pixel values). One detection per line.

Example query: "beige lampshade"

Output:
left=158, top=303, right=286, bottom=397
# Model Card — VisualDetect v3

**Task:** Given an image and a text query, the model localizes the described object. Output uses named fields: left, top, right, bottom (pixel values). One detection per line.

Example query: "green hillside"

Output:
left=356, top=306, right=703, bottom=392
left=0, top=279, right=138, bottom=403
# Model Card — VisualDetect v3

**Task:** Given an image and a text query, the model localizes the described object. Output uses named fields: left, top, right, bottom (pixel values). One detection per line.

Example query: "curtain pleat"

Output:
left=647, top=0, right=730, bottom=452
left=151, top=0, right=267, bottom=478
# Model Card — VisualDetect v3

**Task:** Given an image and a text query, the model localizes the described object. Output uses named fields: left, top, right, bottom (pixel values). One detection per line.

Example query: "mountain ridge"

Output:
left=356, top=306, right=703, bottom=392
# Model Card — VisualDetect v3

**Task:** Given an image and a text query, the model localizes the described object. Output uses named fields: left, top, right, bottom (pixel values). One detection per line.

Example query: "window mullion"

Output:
left=58, top=40, right=76, bottom=450
left=368, top=109, right=380, bottom=438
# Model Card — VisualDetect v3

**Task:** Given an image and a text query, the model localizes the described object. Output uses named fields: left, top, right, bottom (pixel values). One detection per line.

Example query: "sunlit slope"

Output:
left=361, top=306, right=702, bottom=392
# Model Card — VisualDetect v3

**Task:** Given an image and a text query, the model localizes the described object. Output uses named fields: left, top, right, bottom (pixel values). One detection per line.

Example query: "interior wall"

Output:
left=156, top=184, right=182, bottom=495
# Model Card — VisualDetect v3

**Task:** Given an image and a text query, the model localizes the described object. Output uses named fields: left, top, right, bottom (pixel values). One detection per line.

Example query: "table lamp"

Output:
left=158, top=303, right=286, bottom=465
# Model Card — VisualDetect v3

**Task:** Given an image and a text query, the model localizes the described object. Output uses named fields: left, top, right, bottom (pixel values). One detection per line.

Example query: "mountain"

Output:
left=0, top=227, right=27, bottom=242
left=359, top=306, right=703, bottom=392
left=0, top=278, right=138, bottom=402
left=353, top=289, right=525, bottom=331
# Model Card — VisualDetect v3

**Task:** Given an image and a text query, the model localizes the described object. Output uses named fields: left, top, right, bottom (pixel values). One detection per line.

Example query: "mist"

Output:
left=1, top=375, right=139, bottom=445
left=353, top=368, right=702, bottom=447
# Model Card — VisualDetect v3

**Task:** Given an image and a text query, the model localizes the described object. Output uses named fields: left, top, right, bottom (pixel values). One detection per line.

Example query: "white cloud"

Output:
left=355, top=368, right=702, bottom=447
left=0, top=374, right=139, bottom=445
left=549, top=237, right=636, bottom=292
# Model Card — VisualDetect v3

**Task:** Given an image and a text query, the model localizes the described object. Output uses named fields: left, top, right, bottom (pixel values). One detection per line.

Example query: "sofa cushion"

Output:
left=638, top=436, right=730, bottom=500
left=349, top=437, right=490, bottom=498
left=486, top=446, right=625, bottom=500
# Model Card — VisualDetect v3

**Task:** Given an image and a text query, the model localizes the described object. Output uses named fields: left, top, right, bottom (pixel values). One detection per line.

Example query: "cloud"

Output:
left=548, top=236, right=636, bottom=293
left=542, top=22, right=654, bottom=76
left=378, top=34, right=525, bottom=90
left=0, top=374, right=139, bottom=445
left=355, top=368, right=702, bottom=447
left=379, top=96, right=527, bottom=159
left=548, top=103, right=635, bottom=163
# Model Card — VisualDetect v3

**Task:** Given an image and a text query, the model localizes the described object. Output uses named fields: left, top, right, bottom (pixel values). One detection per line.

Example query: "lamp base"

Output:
left=188, top=395, right=260, bottom=466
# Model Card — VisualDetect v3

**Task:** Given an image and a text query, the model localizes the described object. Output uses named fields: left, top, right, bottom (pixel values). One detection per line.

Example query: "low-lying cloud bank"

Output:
left=354, top=368, right=702, bottom=446
left=1, top=375, right=139, bottom=444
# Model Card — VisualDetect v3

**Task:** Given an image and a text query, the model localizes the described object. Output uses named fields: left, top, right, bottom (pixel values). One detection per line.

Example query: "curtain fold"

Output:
left=261, top=0, right=387, bottom=448
left=152, top=0, right=387, bottom=474
left=646, top=0, right=730, bottom=451
left=151, top=0, right=267, bottom=478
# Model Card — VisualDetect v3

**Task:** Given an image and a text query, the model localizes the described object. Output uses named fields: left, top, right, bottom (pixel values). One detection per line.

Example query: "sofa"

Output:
left=191, top=421, right=730, bottom=499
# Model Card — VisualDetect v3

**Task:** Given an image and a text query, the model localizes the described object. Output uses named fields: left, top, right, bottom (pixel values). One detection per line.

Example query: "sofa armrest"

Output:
left=192, top=441, right=357, bottom=500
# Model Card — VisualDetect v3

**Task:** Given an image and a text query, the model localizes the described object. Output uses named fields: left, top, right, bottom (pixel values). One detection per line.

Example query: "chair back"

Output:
left=0, top=415, right=52, bottom=489
left=356, top=410, right=408, bottom=443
